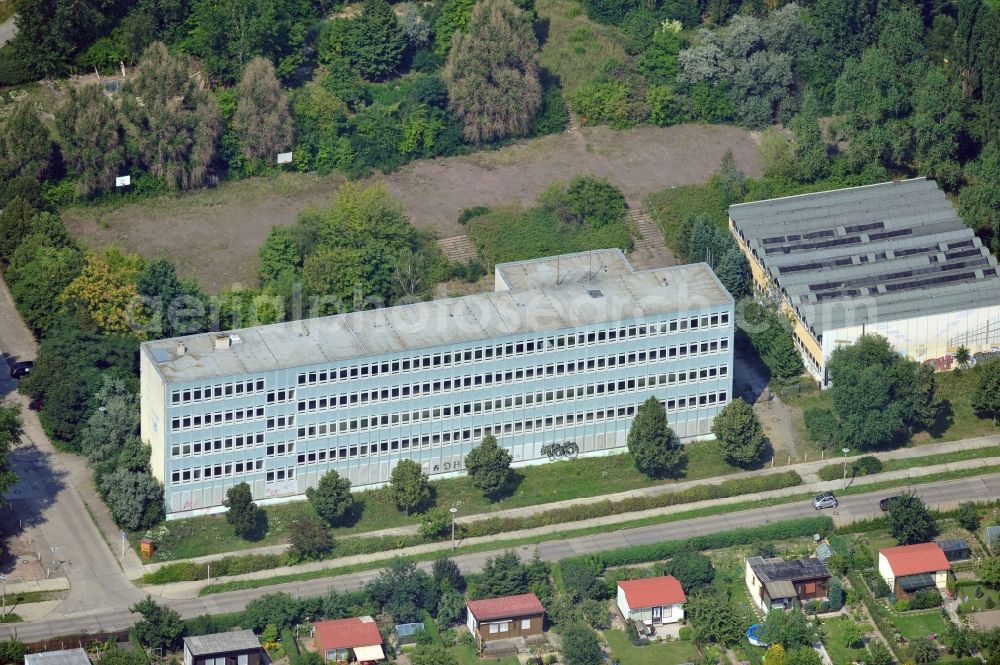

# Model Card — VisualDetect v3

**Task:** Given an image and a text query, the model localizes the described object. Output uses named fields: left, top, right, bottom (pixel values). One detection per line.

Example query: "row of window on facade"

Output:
left=294, top=372, right=730, bottom=441
left=171, top=390, right=730, bottom=485
left=169, top=338, right=729, bottom=433
left=167, top=391, right=728, bottom=486
left=294, top=348, right=730, bottom=415
left=171, top=378, right=266, bottom=405
left=295, top=314, right=732, bottom=388
left=171, top=435, right=291, bottom=459
left=489, top=619, right=531, bottom=634
left=171, top=460, right=295, bottom=485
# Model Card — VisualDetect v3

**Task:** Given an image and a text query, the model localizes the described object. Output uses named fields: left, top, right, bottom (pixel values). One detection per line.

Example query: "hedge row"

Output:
left=456, top=471, right=802, bottom=538
left=562, top=516, right=833, bottom=572
left=144, top=471, right=803, bottom=584
left=847, top=570, right=903, bottom=660
left=817, top=456, right=884, bottom=482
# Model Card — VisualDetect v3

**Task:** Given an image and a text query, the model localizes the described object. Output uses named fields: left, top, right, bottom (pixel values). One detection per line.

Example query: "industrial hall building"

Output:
left=140, top=249, right=734, bottom=518
left=729, top=177, right=1000, bottom=383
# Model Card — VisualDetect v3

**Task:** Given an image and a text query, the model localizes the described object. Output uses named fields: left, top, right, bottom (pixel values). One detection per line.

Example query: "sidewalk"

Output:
left=141, top=454, right=1000, bottom=599
left=139, top=433, right=1000, bottom=575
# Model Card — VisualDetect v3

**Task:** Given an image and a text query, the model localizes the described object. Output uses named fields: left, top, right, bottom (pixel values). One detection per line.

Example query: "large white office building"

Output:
left=140, top=250, right=735, bottom=518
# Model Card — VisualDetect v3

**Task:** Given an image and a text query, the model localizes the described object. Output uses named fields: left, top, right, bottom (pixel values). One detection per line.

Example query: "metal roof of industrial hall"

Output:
left=729, top=178, right=1000, bottom=336
left=143, top=255, right=732, bottom=383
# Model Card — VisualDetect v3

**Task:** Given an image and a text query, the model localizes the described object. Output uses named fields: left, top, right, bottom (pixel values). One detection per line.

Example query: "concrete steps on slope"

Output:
left=437, top=235, right=479, bottom=263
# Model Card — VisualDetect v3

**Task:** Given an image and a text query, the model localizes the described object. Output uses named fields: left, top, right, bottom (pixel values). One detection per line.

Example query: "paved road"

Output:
left=0, top=275, right=145, bottom=624
left=0, top=16, right=16, bottom=49
left=3, top=472, right=997, bottom=642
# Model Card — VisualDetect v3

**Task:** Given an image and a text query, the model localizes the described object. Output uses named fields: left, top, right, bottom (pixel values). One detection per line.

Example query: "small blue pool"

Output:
left=747, top=624, right=768, bottom=647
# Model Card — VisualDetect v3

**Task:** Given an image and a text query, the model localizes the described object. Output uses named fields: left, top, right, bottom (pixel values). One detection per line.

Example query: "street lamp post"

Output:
left=450, top=507, right=458, bottom=550
left=0, top=573, right=7, bottom=619
left=842, top=447, right=851, bottom=490
left=48, top=545, right=58, bottom=579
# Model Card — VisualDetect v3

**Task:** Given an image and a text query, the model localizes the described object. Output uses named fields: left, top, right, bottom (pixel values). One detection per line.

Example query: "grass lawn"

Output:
left=892, top=609, right=950, bottom=641
left=957, top=585, right=1000, bottom=612
left=646, top=182, right=728, bottom=257
left=604, top=629, right=701, bottom=665
left=0, top=1, right=15, bottom=24
left=535, top=0, right=630, bottom=96
left=449, top=643, right=519, bottom=665
left=465, top=206, right=634, bottom=269
left=821, top=616, right=870, bottom=665
left=141, top=439, right=742, bottom=561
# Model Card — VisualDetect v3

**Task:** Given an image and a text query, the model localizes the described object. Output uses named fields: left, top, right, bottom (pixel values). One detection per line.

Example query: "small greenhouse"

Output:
left=395, top=622, right=425, bottom=646
left=937, top=538, right=971, bottom=562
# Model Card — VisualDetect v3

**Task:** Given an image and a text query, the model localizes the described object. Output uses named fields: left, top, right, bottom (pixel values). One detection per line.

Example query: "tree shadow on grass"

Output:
left=484, top=470, right=525, bottom=503
left=925, top=399, right=954, bottom=439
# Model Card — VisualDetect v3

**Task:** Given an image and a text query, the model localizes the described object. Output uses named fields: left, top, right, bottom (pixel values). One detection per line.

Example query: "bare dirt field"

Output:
left=64, top=123, right=760, bottom=293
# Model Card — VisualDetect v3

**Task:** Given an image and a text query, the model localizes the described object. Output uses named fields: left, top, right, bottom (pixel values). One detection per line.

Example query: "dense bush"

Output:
left=910, top=589, right=943, bottom=610
left=567, top=516, right=832, bottom=571
left=539, top=176, right=626, bottom=228
left=818, top=455, right=885, bottom=481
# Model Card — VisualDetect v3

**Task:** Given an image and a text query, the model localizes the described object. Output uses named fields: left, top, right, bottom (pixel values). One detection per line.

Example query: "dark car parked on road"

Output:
left=879, top=496, right=901, bottom=511
left=9, top=360, right=32, bottom=380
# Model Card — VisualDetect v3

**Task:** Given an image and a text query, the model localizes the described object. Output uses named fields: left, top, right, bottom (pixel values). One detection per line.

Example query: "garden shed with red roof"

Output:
left=878, top=542, right=952, bottom=599
left=616, top=575, right=687, bottom=625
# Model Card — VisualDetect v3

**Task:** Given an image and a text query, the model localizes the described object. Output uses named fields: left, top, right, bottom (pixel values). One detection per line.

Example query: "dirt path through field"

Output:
left=65, top=123, right=760, bottom=293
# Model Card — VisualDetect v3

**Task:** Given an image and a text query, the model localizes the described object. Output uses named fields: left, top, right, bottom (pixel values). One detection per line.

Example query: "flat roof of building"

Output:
left=24, top=650, right=91, bottom=665
left=143, top=258, right=732, bottom=384
left=183, top=630, right=261, bottom=656
left=494, top=249, right=634, bottom=291
left=729, top=178, right=1000, bottom=336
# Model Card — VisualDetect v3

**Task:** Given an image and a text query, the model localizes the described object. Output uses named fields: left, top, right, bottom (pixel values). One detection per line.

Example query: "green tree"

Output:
left=123, top=42, right=223, bottom=190
left=389, top=459, right=430, bottom=515
left=763, top=331, right=804, bottom=382
left=979, top=556, right=1000, bottom=587
left=366, top=558, right=436, bottom=623
left=99, top=467, right=165, bottom=530
left=10, top=0, right=115, bottom=77
left=289, top=514, right=334, bottom=561
left=762, top=607, right=814, bottom=649
left=862, top=640, right=894, bottom=665
left=130, top=597, right=184, bottom=650
left=686, top=590, right=743, bottom=645
left=973, top=357, right=1000, bottom=424
left=832, top=47, right=913, bottom=171
left=908, top=636, right=940, bottom=664
left=242, top=592, right=303, bottom=630
left=955, top=345, right=972, bottom=369
left=258, top=226, right=302, bottom=284
left=627, top=396, right=685, bottom=478
left=886, top=493, right=938, bottom=545
left=0, top=102, right=56, bottom=182
left=464, top=434, right=513, bottom=497
left=432, top=557, right=466, bottom=592
left=435, top=588, right=465, bottom=627
left=959, top=140, right=1000, bottom=236
left=79, top=377, right=139, bottom=480
left=184, top=0, right=313, bottom=83
left=232, top=57, right=294, bottom=164
left=765, top=644, right=787, bottom=665
left=136, top=257, right=210, bottom=337
left=789, top=98, right=830, bottom=182
left=306, top=469, right=353, bottom=526
left=804, top=407, right=839, bottom=448
left=668, top=549, right=715, bottom=591
left=55, top=84, right=127, bottom=197
left=474, top=550, right=530, bottom=598
left=787, top=648, right=822, bottom=665
left=434, top=0, right=476, bottom=54
left=911, top=67, right=966, bottom=191
left=561, top=624, right=603, bottom=665
left=957, top=501, right=980, bottom=532
left=828, top=335, right=936, bottom=449
left=10, top=245, right=84, bottom=335
left=712, top=398, right=767, bottom=467
left=224, top=482, right=261, bottom=539
left=0, top=401, right=23, bottom=510
left=330, top=0, right=406, bottom=80
left=443, top=0, right=541, bottom=143
left=0, top=197, right=37, bottom=260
